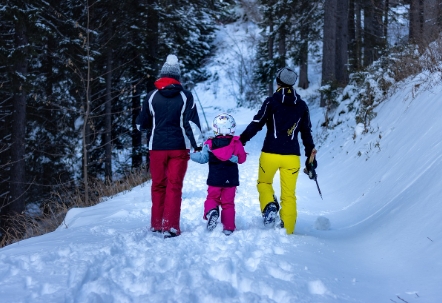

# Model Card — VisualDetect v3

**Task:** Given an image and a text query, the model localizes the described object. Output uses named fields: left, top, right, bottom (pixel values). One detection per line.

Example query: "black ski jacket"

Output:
left=207, top=136, right=241, bottom=187
left=136, top=83, right=203, bottom=150
left=240, top=87, right=315, bottom=157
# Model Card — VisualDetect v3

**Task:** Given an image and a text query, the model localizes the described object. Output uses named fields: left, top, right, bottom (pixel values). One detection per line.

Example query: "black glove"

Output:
left=239, top=135, right=247, bottom=146
left=194, top=146, right=203, bottom=152
left=305, top=157, right=317, bottom=169
left=304, top=157, right=318, bottom=180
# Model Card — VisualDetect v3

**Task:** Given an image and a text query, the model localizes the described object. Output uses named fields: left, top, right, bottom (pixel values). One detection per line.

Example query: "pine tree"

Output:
left=254, top=0, right=279, bottom=96
left=289, top=0, right=322, bottom=89
left=255, top=0, right=323, bottom=95
left=0, top=0, right=42, bottom=239
left=0, top=0, right=231, bottom=243
left=156, top=0, right=217, bottom=83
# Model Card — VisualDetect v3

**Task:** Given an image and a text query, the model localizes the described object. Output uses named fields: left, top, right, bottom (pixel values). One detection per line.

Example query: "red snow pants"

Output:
left=149, top=149, right=190, bottom=235
left=204, top=186, right=236, bottom=231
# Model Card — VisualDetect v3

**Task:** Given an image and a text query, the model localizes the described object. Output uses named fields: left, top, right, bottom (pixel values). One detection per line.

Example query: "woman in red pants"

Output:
left=136, top=54, right=203, bottom=238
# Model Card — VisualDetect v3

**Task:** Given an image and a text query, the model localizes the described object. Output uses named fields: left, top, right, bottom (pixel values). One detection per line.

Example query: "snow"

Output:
left=1, top=21, right=442, bottom=303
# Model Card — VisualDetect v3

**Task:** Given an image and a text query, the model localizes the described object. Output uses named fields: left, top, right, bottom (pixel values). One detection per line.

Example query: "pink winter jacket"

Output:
left=205, top=136, right=247, bottom=163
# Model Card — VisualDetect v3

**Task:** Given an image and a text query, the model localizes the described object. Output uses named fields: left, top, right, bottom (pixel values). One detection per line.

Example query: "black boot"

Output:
left=163, top=228, right=179, bottom=239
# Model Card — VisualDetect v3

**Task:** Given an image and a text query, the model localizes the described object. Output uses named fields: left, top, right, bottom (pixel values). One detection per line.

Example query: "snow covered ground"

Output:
left=1, top=22, right=442, bottom=303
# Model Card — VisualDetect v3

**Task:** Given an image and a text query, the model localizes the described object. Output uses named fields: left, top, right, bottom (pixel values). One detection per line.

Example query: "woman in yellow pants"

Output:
left=239, top=67, right=317, bottom=234
left=257, top=152, right=300, bottom=234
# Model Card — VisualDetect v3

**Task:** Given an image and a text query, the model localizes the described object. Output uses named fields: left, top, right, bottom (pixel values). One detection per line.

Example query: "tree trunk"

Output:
left=46, top=36, right=54, bottom=100
left=10, top=19, right=28, bottom=216
left=335, top=0, right=349, bottom=85
left=104, top=9, right=113, bottom=182
left=268, top=20, right=274, bottom=96
left=131, top=92, right=142, bottom=169
left=422, top=0, right=439, bottom=45
left=3, top=17, right=29, bottom=242
left=278, top=24, right=286, bottom=68
left=298, top=41, right=309, bottom=89
left=348, top=0, right=357, bottom=71
left=363, top=1, right=375, bottom=66
left=409, top=0, right=422, bottom=45
left=362, top=0, right=386, bottom=66
left=321, top=0, right=337, bottom=106
left=373, top=0, right=386, bottom=61
left=146, top=0, right=159, bottom=91
left=355, top=0, right=362, bottom=70
left=104, top=42, right=112, bottom=182
left=298, top=0, right=309, bottom=89
left=384, top=0, right=389, bottom=41
left=83, top=1, right=92, bottom=204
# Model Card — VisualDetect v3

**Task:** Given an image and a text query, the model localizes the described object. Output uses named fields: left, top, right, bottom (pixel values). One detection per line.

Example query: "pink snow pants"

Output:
left=204, top=186, right=236, bottom=231
left=149, top=149, right=189, bottom=235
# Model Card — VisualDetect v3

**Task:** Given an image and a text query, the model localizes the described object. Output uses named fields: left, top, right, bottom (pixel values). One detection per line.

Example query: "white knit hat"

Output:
left=159, top=54, right=181, bottom=80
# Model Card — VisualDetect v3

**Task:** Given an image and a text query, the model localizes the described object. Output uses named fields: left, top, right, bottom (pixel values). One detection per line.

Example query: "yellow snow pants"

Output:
left=257, top=152, right=301, bottom=234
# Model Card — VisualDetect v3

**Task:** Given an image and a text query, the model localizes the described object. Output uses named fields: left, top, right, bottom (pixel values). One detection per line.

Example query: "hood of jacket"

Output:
left=272, top=86, right=299, bottom=106
left=205, top=136, right=241, bottom=161
left=155, top=77, right=183, bottom=98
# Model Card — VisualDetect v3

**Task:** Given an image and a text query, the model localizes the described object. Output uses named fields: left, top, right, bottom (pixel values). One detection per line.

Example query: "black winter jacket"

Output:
left=136, top=83, right=203, bottom=150
left=240, top=87, right=315, bottom=157
left=207, top=137, right=240, bottom=187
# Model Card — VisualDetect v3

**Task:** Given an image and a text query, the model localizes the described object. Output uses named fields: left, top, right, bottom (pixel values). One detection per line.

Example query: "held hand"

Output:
left=239, top=135, right=246, bottom=146
left=190, top=144, right=209, bottom=164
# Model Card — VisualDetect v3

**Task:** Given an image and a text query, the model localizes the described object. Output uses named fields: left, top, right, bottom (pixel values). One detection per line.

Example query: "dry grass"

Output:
left=388, top=46, right=422, bottom=83
left=390, top=36, right=442, bottom=83
left=0, top=168, right=150, bottom=247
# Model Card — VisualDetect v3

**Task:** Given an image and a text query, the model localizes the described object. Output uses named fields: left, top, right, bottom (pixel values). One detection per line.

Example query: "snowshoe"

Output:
left=206, top=208, right=219, bottom=231
left=262, top=198, right=280, bottom=228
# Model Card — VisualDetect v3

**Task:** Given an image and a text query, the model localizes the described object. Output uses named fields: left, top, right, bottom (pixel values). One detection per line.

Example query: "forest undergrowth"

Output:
left=0, top=168, right=150, bottom=247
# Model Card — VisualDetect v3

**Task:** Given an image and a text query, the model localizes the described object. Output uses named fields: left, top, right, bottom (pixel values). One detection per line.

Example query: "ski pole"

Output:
left=304, top=149, right=323, bottom=200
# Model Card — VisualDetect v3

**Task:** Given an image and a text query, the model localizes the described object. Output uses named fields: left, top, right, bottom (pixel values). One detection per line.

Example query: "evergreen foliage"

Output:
left=1, top=0, right=439, bottom=245
left=0, top=0, right=226, bottom=236
left=254, top=0, right=323, bottom=96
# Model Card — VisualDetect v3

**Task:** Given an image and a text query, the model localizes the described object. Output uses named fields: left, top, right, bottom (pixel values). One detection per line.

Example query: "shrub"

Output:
left=0, top=168, right=149, bottom=247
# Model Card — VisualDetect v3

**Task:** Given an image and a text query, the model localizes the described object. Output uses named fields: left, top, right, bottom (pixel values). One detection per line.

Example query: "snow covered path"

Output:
left=1, top=86, right=441, bottom=302
left=0, top=123, right=352, bottom=303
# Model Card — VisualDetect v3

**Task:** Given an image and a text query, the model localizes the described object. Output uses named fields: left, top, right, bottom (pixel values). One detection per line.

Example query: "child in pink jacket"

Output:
left=190, top=113, right=247, bottom=235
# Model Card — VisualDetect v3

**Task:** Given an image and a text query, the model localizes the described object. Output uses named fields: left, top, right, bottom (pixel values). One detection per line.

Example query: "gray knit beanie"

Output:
left=159, top=54, right=181, bottom=80
left=276, top=67, right=298, bottom=87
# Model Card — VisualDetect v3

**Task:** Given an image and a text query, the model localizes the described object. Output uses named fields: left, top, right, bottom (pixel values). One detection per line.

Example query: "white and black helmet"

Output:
left=212, top=113, right=236, bottom=136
